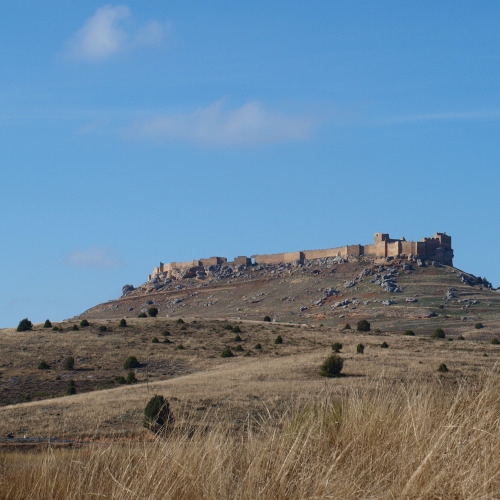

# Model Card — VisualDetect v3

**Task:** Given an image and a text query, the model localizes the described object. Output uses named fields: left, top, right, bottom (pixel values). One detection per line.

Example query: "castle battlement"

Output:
left=149, top=232, right=453, bottom=280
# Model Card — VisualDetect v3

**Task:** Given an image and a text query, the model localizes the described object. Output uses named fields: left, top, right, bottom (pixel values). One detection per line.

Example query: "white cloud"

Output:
left=65, top=5, right=165, bottom=61
left=125, top=100, right=314, bottom=146
left=65, top=247, right=122, bottom=269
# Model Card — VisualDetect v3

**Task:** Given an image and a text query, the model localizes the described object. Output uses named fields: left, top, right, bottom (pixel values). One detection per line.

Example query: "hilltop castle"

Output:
left=149, top=232, right=453, bottom=280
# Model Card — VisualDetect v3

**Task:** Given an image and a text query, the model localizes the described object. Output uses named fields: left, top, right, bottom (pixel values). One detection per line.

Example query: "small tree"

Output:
left=357, top=343, right=365, bottom=354
left=221, top=347, right=234, bottom=358
left=152, top=337, right=159, bottom=343
left=403, top=330, right=415, bottom=336
left=380, top=341, right=389, bottom=348
left=143, top=395, right=174, bottom=434
left=66, top=380, right=76, bottom=395
left=255, top=343, right=262, bottom=350
left=80, top=319, right=90, bottom=327
left=437, top=363, right=449, bottom=373
left=343, top=323, right=351, bottom=330
left=474, top=323, right=484, bottom=329
left=38, top=361, right=50, bottom=370
left=331, top=342, right=343, bottom=353
left=43, top=319, right=52, bottom=328
left=17, top=318, right=33, bottom=332
left=72, top=324, right=79, bottom=331
left=124, top=356, right=140, bottom=369
left=232, top=325, right=242, bottom=333
left=491, top=338, right=500, bottom=345
left=263, top=316, right=271, bottom=322
left=176, top=318, right=185, bottom=324
left=357, top=320, right=370, bottom=332
left=275, top=335, right=283, bottom=344
left=148, top=307, right=159, bottom=317
left=432, top=328, right=445, bottom=339
left=126, top=371, right=137, bottom=384
left=64, top=356, right=75, bottom=371
left=119, top=319, right=127, bottom=328
left=98, top=325, right=107, bottom=333
left=319, top=354, right=344, bottom=377
left=138, top=313, right=147, bottom=318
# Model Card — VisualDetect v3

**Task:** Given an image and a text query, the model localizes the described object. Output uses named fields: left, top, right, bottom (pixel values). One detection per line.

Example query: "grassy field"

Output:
left=1, top=260, right=499, bottom=497
left=1, top=371, right=499, bottom=499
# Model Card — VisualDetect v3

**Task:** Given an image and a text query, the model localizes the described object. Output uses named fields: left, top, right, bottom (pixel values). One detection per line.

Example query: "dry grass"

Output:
left=1, top=371, right=499, bottom=499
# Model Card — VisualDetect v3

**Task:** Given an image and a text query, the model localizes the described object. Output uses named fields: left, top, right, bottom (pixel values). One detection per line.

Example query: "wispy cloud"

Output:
left=124, top=100, right=314, bottom=146
left=386, top=110, right=500, bottom=125
left=65, top=247, right=122, bottom=269
left=64, top=5, right=166, bottom=61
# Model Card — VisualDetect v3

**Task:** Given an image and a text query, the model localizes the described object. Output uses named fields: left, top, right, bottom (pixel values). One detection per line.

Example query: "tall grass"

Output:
left=2, top=372, right=499, bottom=499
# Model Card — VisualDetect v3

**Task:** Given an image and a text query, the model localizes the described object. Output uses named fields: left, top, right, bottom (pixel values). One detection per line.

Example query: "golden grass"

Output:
left=1, top=371, right=499, bottom=499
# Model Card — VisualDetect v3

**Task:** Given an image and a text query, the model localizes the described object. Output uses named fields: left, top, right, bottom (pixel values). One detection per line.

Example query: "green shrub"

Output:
left=66, top=380, right=76, bottom=395
left=64, top=356, right=75, bottom=370
left=437, top=363, right=449, bottom=373
left=343, top=323, right=351, bottom=330
left=176, top=344, right=184, bottom=350
left=80, top=319, right=90, bottom=327
left=274, top=335, right=283, bottom=344
left=255, top=343, right=262, bottom=350
left=138, top=313, right=147, bottom=318
left=126, top=371, right=137, bottom=384
left=356, top=343, right=365, bottom=354
left=43, top=319, right=52, bottom=328
left=263, top=316, right=271, bottom=322
left=163, top=338, right=172, bottom=344
left=162, top=330, right=171, bottom=336
left=98, top=325, right=107, bottom=333
left=119, top=319, right=127, bottom=328
left=148, top=307, right=158, bottom=317
left=177, top=318, right=185, bottom=324
left=38, top=361, right=50, bottom=370
left=475, top=323, right=484, bottom=329
left=331, top=342, right=343, bottom=353
left=232, top=325, right=242, bottom=333
left=221, top=347, right=234, bottom=358
left=115, top=376, right=126, bottom=385
left=319, top=354, right=344, bottom=378
left=124, top=356, right=140, bottom=369
left=17, top=318, right=33, bottom=332
left=223, top=324, right=233, bottom=331
left=403, top=330, right=415, bottom=336
left=143, top=395, right=174, bottom=434
left=152, top=337, right=159, bottom=343
left=72, top=324, right=79, bottom=331
left=491, top=338, right=500, bottom=345
left=180, top=325, right=187, bottom=331
left=234, top=334, right=242, bottom=342
left=432, top=328, right=445, bottom=339
left=357, top=320, right=370, bottom=332
left=380, top=341, right=389, bottom=348
left=234, top=344, right=244, bottom=352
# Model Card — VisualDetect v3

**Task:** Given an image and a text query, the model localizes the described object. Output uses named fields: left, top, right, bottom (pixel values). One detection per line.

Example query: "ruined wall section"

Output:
left=252, top=251, right=304, bottom=265
left=302, top=246, right=347, bottom=260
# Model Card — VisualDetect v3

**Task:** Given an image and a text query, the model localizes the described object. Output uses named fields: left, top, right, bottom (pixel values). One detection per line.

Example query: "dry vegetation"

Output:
left=1, top=261, right=500, bottom=497
left=1, top=372, right=499, bottom=499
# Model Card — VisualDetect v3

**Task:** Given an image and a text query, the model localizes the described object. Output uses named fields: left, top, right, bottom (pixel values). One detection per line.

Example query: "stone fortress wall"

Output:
left=149, top=232, right=453, bottom=280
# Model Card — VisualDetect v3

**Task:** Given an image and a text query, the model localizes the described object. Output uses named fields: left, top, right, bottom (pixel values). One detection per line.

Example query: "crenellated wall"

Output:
left=149, top=232, right=453, bottom=280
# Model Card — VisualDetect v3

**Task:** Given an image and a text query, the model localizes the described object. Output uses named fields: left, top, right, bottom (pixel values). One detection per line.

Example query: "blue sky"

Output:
left=1, top=1, right=499, bottom=327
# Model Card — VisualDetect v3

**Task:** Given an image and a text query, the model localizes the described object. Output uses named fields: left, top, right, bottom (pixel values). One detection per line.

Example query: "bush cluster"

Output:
left=319, top=354, right=344, bottom=378
left=143, top=395, right=174, bottom=434
left=357, top=320, right=370, bottom=332
left=17, top=318, right=33, bottom=332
